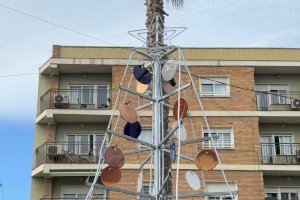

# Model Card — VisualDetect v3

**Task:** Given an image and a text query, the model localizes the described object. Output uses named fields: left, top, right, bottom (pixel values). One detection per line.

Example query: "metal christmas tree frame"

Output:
left=85, top=13, right=237, bottom=200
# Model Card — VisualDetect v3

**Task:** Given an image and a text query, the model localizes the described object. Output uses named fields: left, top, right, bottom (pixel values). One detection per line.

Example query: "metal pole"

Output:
left=153, top=58, right=162, bottom=199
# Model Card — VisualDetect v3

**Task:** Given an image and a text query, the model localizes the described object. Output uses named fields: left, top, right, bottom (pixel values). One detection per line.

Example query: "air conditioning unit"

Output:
left=54, top=94, right=69, bottom=104
left=292, top=99, right=300, bottom=109
left=47, top=144, right=63, bottom=156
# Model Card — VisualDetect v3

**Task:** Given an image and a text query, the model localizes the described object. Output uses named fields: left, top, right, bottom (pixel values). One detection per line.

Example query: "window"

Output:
left=66, top=134, right=105, bottom=155
left=200, top=77, right=229, bottom=97
left=256, top=84, right=289, bottom=110
left=138, top=129, right=152, bottom=148
left=69, top=85, right=110, bottom=108
left=260, top=135, right=294, bottom=164
left=206, top=182, right=237, bottom=200
left=61, top=186, right=106, bottom=200
left=265, top=187, right=300, bottom=200
left=138, top=182, right=153, bottom=199
left=204, top=128, right=233, bottom=149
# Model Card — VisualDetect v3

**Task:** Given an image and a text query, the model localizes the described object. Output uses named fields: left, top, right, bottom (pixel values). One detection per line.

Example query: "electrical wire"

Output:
left=184, top=71, right=300, bottom=102
left=0, top=72, right=37, bottom=78
left=0, top=3, right=118, bottom=46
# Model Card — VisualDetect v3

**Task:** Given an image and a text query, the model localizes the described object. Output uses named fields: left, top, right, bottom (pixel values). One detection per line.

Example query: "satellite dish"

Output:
left=100, top=166, right=121, bottom=186
left=136, top=171, right=143, bottom=193
left=133, top=65, right=152, bottom=85
left=104, top=146, right=125, bottom=168
left=293, top=99, right=300, bottom=108
left=124, top=121, right=142, bottom=139
left=119, top=103, right=138, bottom=123
left=55, top=95, right=63, bottom=103
left=172, top=122, right=187, bottom=141
left=162, top=62, right=177, bottom=81
left=136, top=81, right=149, bottom=94
left=173, top=98, right=188, bottom=121
left=185, top=171, right=201, bottom=190
left=195, top=149, right=218, bottom=171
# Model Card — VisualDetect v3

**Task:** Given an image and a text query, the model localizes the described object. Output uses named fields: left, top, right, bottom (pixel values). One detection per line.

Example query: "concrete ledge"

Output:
left=32, top=163, right=300, bottom=177
left=39, top=58, right=300, bottom=75
left=36, top=110, right=300, bottom=124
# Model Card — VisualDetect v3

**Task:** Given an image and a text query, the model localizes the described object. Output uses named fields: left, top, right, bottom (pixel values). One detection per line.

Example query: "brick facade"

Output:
left=43, top=178, right=53, bottom=199
left=52, top=45, right=61, bottom=58
left=32, top=48, right=283, bottom=199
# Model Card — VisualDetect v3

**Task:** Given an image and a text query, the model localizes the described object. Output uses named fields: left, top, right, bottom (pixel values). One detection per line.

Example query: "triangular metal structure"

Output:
left=85, top=13, right=237, bottom=200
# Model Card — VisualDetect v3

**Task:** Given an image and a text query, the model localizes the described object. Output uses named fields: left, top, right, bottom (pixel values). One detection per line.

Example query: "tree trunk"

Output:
left=145, top=0, right=172, bottom=197
left=146, top=0, right=165, bottom=47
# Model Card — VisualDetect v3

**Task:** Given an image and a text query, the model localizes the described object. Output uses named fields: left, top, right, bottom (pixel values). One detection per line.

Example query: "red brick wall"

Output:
left=52, top=45, right=60, bottom=58
left=47, top=124, right=56, bottom=142
left=111, top=66, right=257, bottom=111
left=109, top=169, right=264, bottom=200
left=43, top=178, right=53, bottom=199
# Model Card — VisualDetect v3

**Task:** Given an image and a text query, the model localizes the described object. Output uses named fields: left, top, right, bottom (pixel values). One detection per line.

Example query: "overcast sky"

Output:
left=0, top=0, right=300, bottom=199
left=0, top=0, right=300, bottom=119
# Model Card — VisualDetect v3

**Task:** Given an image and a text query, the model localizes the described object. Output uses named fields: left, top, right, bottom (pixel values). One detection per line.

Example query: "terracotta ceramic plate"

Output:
left=136, top=81, right=149, bottom=94
left=162, top=62, right=177, bottom=81
left=119, top=103, right=138, bottom=123
left=163, top=82, right=176, bottom=94
left=104, top=146, right=125, bottom=168
left=100, top=166, right=121, bottom=186
left=195, top=149, right=218, bottom=171
left=185, top=171, right=201, bottom=191
left=133, top=65, right=152, bottom=85
left=173, top=98, right=188, bottom=121
left=172, top=121, right=187, bottom=141
left=124, top=121, right=142, bottom=139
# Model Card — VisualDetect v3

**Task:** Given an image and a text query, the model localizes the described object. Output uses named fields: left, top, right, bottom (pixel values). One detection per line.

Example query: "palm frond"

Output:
left=167, top=0, right=184, bottom=8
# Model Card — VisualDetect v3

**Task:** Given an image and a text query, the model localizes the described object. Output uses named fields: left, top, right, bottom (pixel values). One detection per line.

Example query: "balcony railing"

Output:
left=39, top=89, right=111, bottom=114
left=256, top=92, right=300, bottom=111
left=261, top=143, right=300, bottom=165
left=35, top=142, right=106, bottom=168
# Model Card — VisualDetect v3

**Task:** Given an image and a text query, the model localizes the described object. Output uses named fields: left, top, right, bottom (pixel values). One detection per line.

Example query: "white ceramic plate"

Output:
left=172, top=122, right=187, bottom=141
left=162, top=62, right=177, bottom=81
left=185, top=171, right=201, bottom=191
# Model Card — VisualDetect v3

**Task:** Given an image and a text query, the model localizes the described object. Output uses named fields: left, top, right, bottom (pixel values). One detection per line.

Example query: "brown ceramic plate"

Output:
left=163, top=82, right=176, bottom=94
left=100, top=166, right=121, bottom=186
left=119, top=102, right=138, bottom=123
left=195, top=149, right=218, bottom=171
left=104, top=146, right=125, bottom=168
left=173, top=98, right=188, bottom=121
left=136, top=81, right=149, bottom=94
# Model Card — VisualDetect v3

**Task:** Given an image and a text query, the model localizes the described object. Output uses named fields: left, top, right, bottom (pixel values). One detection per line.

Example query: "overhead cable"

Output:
left=0, top=3, right=118, bottom=46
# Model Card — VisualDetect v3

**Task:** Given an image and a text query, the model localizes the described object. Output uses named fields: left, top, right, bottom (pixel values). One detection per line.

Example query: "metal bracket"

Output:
left=106, top=129, right=155, bottom=149
left=119, top=86, right=155, bottom=102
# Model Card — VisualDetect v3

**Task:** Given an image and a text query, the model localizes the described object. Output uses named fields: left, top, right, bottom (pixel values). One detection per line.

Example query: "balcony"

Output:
left=39, top=89, right=111, bottom=115
left=35, top=142, right=105, bottom=168
left=256, top=92, right=300, bottom=111
left=261, top=143, right=300, bottom=165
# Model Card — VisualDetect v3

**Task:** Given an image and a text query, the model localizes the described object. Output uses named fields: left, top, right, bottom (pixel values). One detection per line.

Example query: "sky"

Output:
left=0, top=0, right=299, bottom=199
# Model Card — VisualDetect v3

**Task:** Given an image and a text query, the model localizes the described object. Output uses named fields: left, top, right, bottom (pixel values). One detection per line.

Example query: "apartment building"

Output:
left=30, top=45, right=300, bottom=200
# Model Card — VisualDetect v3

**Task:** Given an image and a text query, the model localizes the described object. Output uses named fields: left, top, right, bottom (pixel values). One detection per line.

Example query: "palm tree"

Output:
left=145, top=0, right=184, bottom=197
left=145, top=0, right=184, bottom=47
